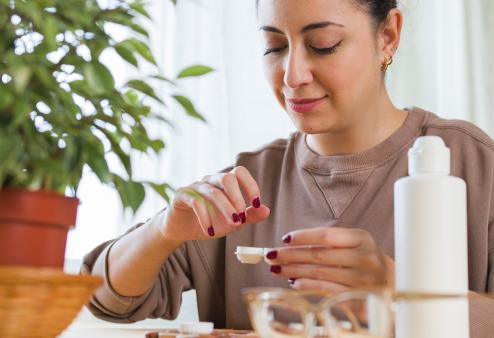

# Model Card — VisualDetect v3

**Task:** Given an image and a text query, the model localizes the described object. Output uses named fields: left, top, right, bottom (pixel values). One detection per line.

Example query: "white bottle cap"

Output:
left=178, top=321, right=214, bottom=335
left=235, top=246, right=268, bottom=264
left=408, top=136, right=450, bottom=176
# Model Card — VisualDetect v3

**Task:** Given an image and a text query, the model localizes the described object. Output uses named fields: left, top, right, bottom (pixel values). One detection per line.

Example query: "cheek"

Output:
left=318, top=45, right=379, bottom=100
left=263, top=60, right=286, bottom=107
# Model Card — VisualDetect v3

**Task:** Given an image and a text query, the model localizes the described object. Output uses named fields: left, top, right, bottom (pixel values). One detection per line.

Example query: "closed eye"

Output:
left=264, top=46, right=287, bottom=56
left=311, top=40, right=342, bottom=55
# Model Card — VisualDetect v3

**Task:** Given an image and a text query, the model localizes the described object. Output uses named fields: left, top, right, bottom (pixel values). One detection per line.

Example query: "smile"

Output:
left=287, top=96, right=327, bottom=114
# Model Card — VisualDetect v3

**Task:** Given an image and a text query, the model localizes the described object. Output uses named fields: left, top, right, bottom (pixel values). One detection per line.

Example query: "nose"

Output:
left=283, top=48, right=313, bottom=89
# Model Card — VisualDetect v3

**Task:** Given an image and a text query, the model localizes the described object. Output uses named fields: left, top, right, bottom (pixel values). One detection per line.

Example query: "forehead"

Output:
left=258, top=0, right=361, bottom=29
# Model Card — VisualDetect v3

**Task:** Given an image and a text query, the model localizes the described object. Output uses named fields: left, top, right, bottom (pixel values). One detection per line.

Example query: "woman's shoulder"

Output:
left=235, top=132, right=299, bottom=160
left=419, top=108, right=494, bottom=154
left=231, top=132, right=300, bottom=173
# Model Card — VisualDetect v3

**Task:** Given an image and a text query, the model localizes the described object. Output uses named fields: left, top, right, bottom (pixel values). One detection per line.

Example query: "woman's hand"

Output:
left=265, top=227, right=395, bottom=292
left=160, top=166, right=270, bottom=243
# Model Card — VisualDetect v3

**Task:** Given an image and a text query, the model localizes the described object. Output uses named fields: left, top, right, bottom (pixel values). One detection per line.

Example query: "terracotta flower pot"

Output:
left=0, top=189, right=79, bottom=268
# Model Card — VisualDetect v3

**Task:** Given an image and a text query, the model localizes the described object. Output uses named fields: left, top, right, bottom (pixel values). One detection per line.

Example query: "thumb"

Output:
left=245, top=205, right=270, bottom=224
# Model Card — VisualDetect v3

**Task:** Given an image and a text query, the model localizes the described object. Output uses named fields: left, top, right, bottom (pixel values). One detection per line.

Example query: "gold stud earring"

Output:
left=381, top=56, right=393, bottom=72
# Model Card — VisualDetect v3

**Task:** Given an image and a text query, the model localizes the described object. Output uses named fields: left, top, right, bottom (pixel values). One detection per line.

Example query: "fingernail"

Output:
left=253, top=197, right=261, bottom=208
left=232, top=213, right=240, bottom=223
left=282, top=234, right=292, bottom=244
left=270, top=265, right=282, bottom=274
left=288, top=278, right=296, bottom=285
left=266, top=250, right=278, bottom=260
left=208, top=226, right=215, bottom=237
left=239, top=211, right=246, bottom=224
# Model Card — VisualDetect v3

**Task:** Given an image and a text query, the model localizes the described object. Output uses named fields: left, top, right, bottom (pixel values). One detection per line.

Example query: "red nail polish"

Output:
left=288, top=278, right=296, bottom=285
left=253, top=197, right=261, bottom=208
left=232, top=213, right=240, bottom=223
left=266, top=250, right=278, bottom=260
left=239, top=211, right=246, bottom=223
left=282, top=234, right=292, bottom=244
left=208, top=226, right=215, bottom=237
left=270, top=265, right=282, bottom=274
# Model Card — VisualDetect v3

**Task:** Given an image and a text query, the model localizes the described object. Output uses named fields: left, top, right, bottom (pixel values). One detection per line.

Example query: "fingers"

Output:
left=174, top=188, right=213, bottom=237
left=191, top=182, right=240, bottom=226
left=269, top=264, right=368, bottom=287
left=173, top=165, right=271, bottom=239
left=288, top=278, right=349, bottom=293
left=202, top=172, right=246, bottom=220
left=231, top=166, right=261, bottom=207
left=245, top=204, right=271, bottom=224
left=267, top=228, right=389, bottom=289
left=202, top=166, right=264, bottom=224
left=283, top=227, right=368, bottom=248
left=265, top=247, right=362, bottom=268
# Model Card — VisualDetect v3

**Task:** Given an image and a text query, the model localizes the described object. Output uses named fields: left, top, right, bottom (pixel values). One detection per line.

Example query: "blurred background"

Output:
left=64, top=0, right=494, bottom=328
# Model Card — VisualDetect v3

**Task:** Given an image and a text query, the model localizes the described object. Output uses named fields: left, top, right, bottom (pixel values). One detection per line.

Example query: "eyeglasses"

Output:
left=242, top=287, right=474, bottom=338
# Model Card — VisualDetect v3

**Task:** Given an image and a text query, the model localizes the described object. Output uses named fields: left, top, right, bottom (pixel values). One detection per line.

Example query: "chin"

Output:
left=293, top=123, right=328, bottom=135
left=291, top=116, right=340, bottom=135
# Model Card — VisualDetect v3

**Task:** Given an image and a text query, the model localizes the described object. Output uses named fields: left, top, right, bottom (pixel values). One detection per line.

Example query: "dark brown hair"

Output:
left=256, top=0, right=398, bottom=27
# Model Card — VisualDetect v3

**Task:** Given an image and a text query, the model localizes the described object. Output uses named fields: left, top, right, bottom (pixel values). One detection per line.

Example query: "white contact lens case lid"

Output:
left=235, top=246, right=269, bottom=264
left=178, top=321, right=214, bottom=335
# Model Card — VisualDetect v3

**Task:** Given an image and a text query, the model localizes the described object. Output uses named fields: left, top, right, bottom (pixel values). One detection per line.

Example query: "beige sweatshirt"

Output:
left=82, top=107, right=494, bottom=337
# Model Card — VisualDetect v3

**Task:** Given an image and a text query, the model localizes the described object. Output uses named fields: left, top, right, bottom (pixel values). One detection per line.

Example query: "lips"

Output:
left=287, top=96, right=327, bottom=114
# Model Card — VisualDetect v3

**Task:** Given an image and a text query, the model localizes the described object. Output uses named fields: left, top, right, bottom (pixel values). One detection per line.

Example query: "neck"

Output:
left=306, top=96, right=407, bottom=156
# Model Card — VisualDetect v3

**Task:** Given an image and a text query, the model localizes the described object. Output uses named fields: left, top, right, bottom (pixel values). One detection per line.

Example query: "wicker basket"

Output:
left=0, top=266, right=103, bottom=338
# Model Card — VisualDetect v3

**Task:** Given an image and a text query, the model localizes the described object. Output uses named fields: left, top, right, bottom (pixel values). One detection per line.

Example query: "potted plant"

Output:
left=0, top=0, right=212, bottom=268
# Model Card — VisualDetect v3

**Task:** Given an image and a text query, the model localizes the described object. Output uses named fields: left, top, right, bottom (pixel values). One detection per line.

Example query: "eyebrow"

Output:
left=259, top=21, right=344, bottom=34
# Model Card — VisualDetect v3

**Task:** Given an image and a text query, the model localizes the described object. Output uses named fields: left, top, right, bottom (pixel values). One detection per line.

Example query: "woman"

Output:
left=83, top=0, right=494, bottom=336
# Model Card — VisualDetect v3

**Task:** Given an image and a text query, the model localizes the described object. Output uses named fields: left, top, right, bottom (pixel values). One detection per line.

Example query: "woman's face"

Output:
left=258, top=0, right=387, bottom=134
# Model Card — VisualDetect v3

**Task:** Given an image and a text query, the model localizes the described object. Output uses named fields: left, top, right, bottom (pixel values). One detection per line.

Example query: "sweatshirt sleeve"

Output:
left=469, top=177, right=494, bottom=337
left=469, top=242, right=494, bottom=337
left=80, top=223, right=193, bottom=323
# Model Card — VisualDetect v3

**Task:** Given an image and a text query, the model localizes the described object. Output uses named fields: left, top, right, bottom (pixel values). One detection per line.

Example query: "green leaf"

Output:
left=12, top=65, right=32, bottom=94
left=119, top=38, right=156, bottom=66
left=95, top=126, right=133, bottom=177
left=123, top=89, right=140, bottom=105
left=149, top=139, right=165, bottom=153
left=177, top=65, right=214, bottom=79
left=114, top=43, right=138, bottom=67
left=0, top=86, right=14, bottom=111
left=172, top=95, right=206, bottom=122
left=114, top=176, right=146, bottom=212
left=148, top=182, right=173, bottom=203
left=42, top=16, right=58, bottom=51
left=130, top=2, right=151, bottom=19
left=152, top=74, right=174, bottom=84
left=0, top=133, right=18, bottom=164
left=129, top=23, right=149, bottom=38
left=82, top=62, right=115, bottom=95
left=126, top=79, right=163, bottom=104
left=9, top=101, right=32, bottom=129
left=150, top=112, right=174, bottom=127
left=88, top=155, right=111, bottom=183
left=15, top=1, right=43, bottom=27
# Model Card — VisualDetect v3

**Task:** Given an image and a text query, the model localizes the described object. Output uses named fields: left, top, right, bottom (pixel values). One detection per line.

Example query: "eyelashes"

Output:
left=311, top=40, right=343, bottom=55
left=263, top=40, right=343, bottom=56
left=263, top=47, right=286, bottom=56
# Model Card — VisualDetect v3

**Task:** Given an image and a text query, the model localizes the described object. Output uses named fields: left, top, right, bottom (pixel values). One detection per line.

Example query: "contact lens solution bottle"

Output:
left=394, top=136, right=469, bottom=338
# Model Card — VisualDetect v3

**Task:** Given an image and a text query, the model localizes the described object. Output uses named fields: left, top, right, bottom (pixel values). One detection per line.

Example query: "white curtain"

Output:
left=66, top=0, right=494, bottom=263
left=389, top=0, right=494, bottom=131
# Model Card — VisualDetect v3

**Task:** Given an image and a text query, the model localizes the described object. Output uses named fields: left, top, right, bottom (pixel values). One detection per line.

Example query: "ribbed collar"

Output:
left=295, top=107, right=429, bottom=174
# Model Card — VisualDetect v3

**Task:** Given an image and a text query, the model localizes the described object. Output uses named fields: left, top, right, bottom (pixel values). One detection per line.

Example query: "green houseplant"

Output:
left=0, top=0, right=212, bottom=268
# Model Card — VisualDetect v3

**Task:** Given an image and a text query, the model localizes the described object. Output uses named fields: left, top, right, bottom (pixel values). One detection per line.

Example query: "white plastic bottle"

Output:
left=394, top=136, right=469, bottom=338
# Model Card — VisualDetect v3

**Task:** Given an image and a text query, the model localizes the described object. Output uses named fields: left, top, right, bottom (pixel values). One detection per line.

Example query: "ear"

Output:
left=379, top=8, right=403, bottom=59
